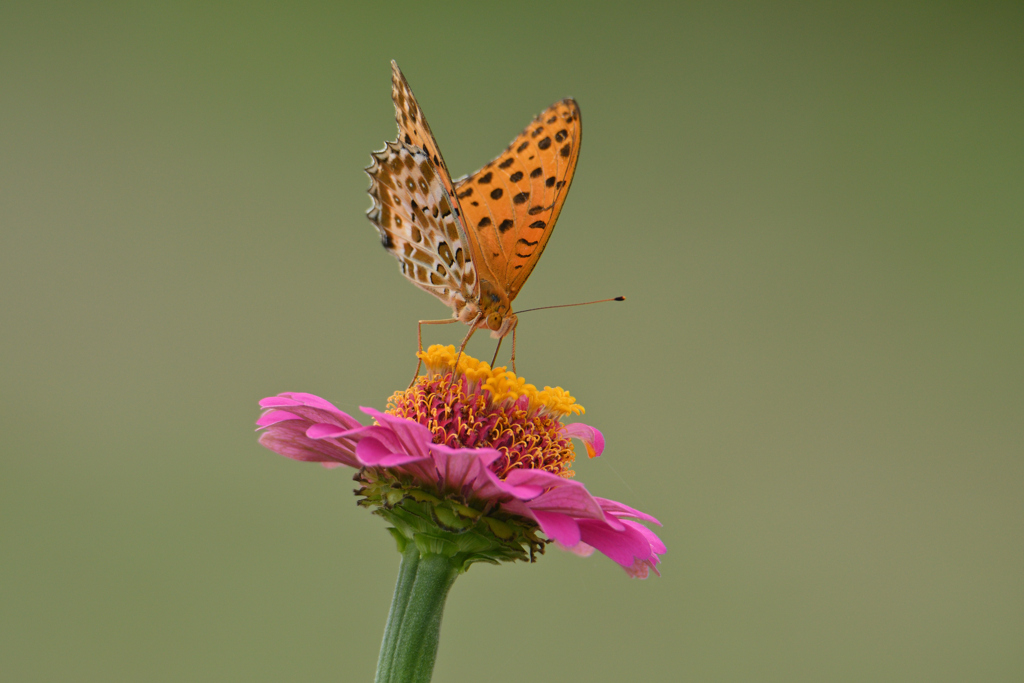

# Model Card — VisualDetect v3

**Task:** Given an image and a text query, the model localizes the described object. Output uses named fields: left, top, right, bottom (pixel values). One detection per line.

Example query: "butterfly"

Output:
left=366, top=61, right=581, bottom=372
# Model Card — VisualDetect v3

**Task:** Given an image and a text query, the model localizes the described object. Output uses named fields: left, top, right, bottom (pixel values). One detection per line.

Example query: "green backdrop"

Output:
left=2, top=2, right=1021, bottom=681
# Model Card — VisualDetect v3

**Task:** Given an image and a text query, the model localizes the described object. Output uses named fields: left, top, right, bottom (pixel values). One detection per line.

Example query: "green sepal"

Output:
left=406, top=489, right=442, bottom=505
left=386, top=527, right=408, bottom=553
left=481, top=516, right=514, bottom=540
left=355, top=468, right=546, bottom=573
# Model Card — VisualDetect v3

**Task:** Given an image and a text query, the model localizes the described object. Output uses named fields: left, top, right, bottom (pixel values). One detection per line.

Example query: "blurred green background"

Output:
left=2, top=1, right=1021, bottom=681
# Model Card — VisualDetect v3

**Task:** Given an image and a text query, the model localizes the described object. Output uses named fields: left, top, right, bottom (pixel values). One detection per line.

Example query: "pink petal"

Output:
left=624, top=559, right=660, bottom=579
left=306, top=423, right=372, bottom=440
left=622, top=519, right=667, bottom=555
left=360, top=407, right=433, bottom=459
left=531, top=510, right=582, bottom=546
left=429, top=443, right=501, bottom=493
left=577, top=518, right=654, bottom=568
left=467, top=468, right=534, bottom=501
left=477, top=468, right=545, bottom=500
left=258, top=396, right=304, bottom=409
left=391, top=459, right=443, bottom=487
left=257, top=420, right=360, bottom=468
left=500, top=470, right=612, bottom=524
left=255, top=409, right=302, bottom=428
left=595, top=497, right=662, bottom=526
left=356, top=435, right=431, bottom=468
left=265, top=392, right=341, bottom=412
left=562, top=422, right=605, bottom=459
left=258, top=393, right=363, bottom=430
left=556, top=540, right=596, bottom=557
left=503, top=468, right=578, bottom=490
left=526, top=484, right=612, bottom=525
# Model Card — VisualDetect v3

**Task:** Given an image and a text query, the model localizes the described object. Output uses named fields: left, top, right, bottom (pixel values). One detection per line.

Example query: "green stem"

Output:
left=375, top=544, right=459, bottom=683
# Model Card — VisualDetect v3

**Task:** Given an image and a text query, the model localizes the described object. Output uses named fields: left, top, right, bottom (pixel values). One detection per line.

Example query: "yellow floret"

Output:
left=418, top=345, right=584, bottom=417
left=534, top=386, right=584, bottom=416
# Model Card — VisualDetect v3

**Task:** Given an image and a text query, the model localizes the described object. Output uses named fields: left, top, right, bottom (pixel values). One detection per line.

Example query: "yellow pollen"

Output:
left=418, top=345, right=584, bottom=417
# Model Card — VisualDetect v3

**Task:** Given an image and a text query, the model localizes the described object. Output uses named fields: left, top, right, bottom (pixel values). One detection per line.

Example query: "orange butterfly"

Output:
left=366, top=61, right=581, bottom=373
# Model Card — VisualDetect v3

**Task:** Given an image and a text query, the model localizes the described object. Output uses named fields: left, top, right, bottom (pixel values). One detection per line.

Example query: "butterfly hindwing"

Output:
left=366, top=140, right=477, bottom=316
left=453, top=99, right=581, bottom=301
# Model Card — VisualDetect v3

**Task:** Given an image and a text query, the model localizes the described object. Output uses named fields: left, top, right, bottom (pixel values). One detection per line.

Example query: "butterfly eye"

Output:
left=487, top=312, right=503, bottom=331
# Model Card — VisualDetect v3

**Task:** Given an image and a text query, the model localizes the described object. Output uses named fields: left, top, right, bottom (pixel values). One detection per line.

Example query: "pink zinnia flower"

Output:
left=256, top=345, right=665, bottom=578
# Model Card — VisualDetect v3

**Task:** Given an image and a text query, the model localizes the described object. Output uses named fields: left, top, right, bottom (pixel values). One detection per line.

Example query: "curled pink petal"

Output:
left=258, top=396, right=304, bottom=409
left=256, top=409, right=303, bottom=428
left=306, top=423, right=371, bottom=440
left=267, top=392, right=341, bottom=413
left=562, top=422, right=605, bottom=458
left=578, top=518, right=656, bottom=569
left=259, top=393, right=363, bottom=431
left=470, top=468, right=540, bottom=501
left=361, top=407, right=433, bottom=458
left=622, top=519, right=667, bottom=555
left=595, top=497, right=663, bottom=526
left=526, top=484, right=612, bottom=526
left=503, top=468, right=578, bottom=490
left=257, top=419, right=360, bottom=468
left=356, top=435, right=431, bottom=468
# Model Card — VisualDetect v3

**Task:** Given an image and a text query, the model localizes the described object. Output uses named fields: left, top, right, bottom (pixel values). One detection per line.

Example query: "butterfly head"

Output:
left=478, top=279, right=518, bottom=339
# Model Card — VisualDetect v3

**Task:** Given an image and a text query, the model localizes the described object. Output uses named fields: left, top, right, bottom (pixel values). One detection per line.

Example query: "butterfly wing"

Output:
left=453, top=98, right=581, bottom=302
left=389, top=61, right=464, bottom=214
left=365, top=140, right=478, bottom=320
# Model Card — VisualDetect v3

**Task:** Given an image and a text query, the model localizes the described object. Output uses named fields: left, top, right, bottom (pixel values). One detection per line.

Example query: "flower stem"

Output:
left=375, top=543, right=459, bottom=683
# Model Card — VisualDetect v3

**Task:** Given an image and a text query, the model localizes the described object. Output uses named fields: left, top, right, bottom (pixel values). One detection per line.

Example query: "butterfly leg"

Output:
left=509, top=318, right=519, bottom=374
left=447, top=315, right=483, bottom=391
left=489, top=336, right=504, bottom=368
left=410, top=318, right=459, bottom=388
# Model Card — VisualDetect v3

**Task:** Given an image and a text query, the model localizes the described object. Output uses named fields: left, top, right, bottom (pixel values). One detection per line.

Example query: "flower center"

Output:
left=386, top=345, right=580, bottom=479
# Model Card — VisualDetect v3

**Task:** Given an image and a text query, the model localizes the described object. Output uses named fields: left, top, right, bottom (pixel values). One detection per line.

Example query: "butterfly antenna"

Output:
left=514, top=296, right=625, bottom=315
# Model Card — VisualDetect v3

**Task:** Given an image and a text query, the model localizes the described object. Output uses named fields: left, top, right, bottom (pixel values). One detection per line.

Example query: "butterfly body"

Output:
left=366, top=61, right=581, bottom=344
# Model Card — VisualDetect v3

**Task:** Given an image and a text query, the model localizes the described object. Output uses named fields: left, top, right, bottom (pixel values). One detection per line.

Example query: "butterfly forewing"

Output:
left=453, top=99, right=581, bottom=300
left=366, top=140, right=477, bottom=316
left=390, top=61, right=464, bottom=213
